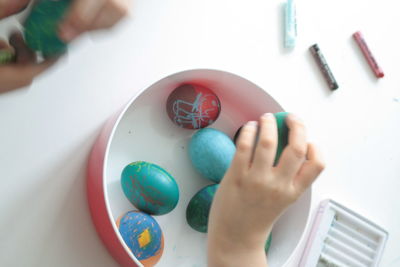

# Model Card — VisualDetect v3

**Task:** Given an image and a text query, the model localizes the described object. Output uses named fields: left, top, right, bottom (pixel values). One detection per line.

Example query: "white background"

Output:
left=0, top=0, right=399, bottom=266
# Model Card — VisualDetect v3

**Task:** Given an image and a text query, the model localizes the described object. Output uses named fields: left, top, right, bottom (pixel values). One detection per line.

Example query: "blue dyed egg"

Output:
left=121, top=162, right=179, bottom=215
left=189, top=128, right=236, bottom=183
left=117, top=211, right=164, bottom=266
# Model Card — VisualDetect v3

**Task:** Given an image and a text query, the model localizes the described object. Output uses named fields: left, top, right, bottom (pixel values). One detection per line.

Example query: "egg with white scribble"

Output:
left=166, top=84, right=221, bottom=129
left=121, top=162, right=179, bottom=215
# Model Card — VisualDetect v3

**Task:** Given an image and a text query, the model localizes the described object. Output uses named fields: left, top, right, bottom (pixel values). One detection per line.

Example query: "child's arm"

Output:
left=0, top=0, right=131, bottom=92
left=0, top=0, right=132, bottom=43
left=207, top=113, right=325, bottom=267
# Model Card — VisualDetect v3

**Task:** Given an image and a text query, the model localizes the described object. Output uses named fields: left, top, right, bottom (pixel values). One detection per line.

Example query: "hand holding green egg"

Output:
left=0, top=0, right=130, bottom=92
left=207, top=113, right=325, bottom=266
left=23, top=0, right=131, bottom=58
left=0, top=32, right=56, bottom=93
left=186, top=113, right=291, bottom=255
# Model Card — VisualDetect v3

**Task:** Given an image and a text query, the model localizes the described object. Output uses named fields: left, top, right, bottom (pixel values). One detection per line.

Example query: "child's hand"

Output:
left=0, top=32, right=56, bottom=93
left=207, top=113, right=325, bottom=267
left=0, top=0, right=30, bottom=19
left=59, top=0, right=131, bottom=42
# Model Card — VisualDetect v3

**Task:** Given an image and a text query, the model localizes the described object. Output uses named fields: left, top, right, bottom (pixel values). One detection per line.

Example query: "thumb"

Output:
left=0, top=59, right=57, bottom=92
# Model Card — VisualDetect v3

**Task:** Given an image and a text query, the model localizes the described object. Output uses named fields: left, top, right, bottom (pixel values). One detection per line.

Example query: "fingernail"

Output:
left=289, top=113, right=303, bottom=123
left=262, top=113, right=274, bottom=119
left=246, top=121, right=258, bottom=127
left=59, top=24, right=77, bottom=42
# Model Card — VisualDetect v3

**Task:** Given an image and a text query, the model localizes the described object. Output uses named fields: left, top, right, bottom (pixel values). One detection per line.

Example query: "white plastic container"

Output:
left=87, top=69, right=313, bottom=266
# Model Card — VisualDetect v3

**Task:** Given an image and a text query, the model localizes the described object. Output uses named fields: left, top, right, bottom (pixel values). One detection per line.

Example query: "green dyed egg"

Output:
left=274, top=112, right=289, bottom=165
left=186, top=184, right=219, bottom=233
left=121, top=161, right=179, bottom=215
left=0, top=50, right=15, bottom=64
left=265, top=233, right=272, bottom=253
left=24, top=0, right=71, bottom=57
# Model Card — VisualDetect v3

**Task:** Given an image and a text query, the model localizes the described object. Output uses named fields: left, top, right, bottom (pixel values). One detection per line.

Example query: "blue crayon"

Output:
left=285, top=0, right=297, bottom=48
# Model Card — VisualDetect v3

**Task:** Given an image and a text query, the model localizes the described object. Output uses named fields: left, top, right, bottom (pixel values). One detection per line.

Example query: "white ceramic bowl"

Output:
left=87, top=69, right=312, bottom=267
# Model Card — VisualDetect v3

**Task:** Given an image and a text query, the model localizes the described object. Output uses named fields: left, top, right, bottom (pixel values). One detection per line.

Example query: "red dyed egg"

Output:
left=166, top=84, right=221, bottom=129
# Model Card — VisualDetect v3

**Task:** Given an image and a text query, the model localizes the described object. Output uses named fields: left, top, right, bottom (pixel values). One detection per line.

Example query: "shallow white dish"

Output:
left=87, top=69, right=312, bottom=267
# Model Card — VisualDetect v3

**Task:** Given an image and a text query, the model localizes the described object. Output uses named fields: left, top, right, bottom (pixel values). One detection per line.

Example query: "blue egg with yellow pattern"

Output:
left=121, top=161, right=179, bottom=215
left=117, top=211, right=164, bottom=266
left=189, top=128, right=236, bottom=183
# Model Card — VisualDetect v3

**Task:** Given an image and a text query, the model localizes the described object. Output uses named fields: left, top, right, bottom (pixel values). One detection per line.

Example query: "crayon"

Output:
left=310, top=44, right=339, bottom=90
left=285, top=0, right=297, bottom=48
left=353, top=31, right=384, bottom=78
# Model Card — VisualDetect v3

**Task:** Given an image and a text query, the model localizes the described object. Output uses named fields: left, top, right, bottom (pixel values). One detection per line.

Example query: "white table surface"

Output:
left=0, top=0, right=399, bottom=266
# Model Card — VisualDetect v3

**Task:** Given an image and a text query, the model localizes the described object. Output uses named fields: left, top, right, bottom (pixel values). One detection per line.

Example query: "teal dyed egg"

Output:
left=24, top=0, right=71, bottom=57
left=186, top=184, right=219, bottom=233
left=121, top=162, right=179, bottom=215
left=189, top=128, right=236, bottom=183
left=117, top=211, right=164, bottom=266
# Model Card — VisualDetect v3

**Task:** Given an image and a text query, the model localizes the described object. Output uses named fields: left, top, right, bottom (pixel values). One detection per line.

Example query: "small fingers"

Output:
left=231, top=121, right=258, bottom=173
left=252, top=113, right=278, bottom=172
left=90, top=0, right=130, bottom=31
left=59, top=0, right=106, bottom=42
left=294, top=143, right=325, bottom=192
left=9, top=31, right=36, bottom=64
left=276, top=114, right=307, bottom=178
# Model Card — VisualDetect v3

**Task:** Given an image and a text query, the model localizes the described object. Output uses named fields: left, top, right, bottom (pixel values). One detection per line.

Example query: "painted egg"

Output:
left=166, top=84, right=221, bottom=129
left=186, top=184, right=219, bottom=233
left=24, top=0, right=71, bottom=57
left=189, top=128, right=236, bottom=183
left=121, top=162, right=179, bottom=215
left=274, top=112, right=289, bottom=164
left=265, top=233, right=272, bottom=253
left=117, top=211, right=164, bottom=266
left=233, top=112, right=289, bottom=165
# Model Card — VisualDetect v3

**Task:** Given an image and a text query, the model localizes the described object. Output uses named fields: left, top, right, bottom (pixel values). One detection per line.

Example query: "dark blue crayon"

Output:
left=310, top=44, right=339, bottom=90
